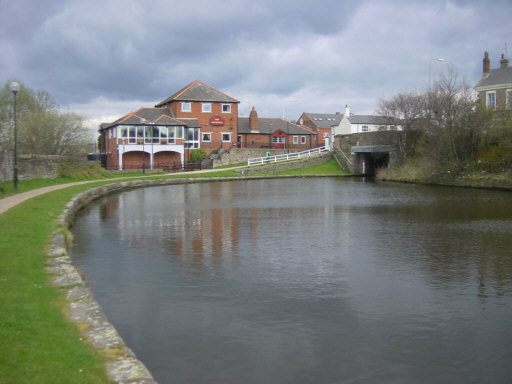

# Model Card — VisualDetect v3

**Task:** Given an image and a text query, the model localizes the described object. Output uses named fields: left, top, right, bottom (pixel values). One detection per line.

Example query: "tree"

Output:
left=428, top=68, right=478, bottom=170
left=0, top=80, right=91, bottom=156
left=378, top=91, right=428, bottom=160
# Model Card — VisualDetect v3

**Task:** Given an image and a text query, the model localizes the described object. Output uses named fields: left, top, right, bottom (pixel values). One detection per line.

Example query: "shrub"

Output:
left=189, top=149, right=208, bottom=163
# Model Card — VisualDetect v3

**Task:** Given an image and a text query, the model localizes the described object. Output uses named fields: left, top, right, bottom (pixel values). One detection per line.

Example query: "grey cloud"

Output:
left=1, top=0, right=510, bottom=120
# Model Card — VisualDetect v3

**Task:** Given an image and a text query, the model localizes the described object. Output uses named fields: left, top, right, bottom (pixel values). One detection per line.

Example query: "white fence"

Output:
left=247, top=146, right=330, bottom=167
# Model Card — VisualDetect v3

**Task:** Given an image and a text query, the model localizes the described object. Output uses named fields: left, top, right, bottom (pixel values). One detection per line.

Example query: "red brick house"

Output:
left=99, top=107, right=201, bottom=170
left=99, top=80, right=319, bottom=170
left=239, top=107, right=316, bottom=150
left=297, top=112, right=342, bottom=147
left=155, top=80, right=240, bottom=152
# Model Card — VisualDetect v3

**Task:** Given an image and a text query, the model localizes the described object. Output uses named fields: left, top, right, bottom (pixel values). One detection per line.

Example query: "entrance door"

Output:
left=237, top=135, right=242, bottom=148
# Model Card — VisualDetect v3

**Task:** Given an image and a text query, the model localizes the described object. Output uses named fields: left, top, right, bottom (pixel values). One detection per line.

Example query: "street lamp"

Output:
left=428, top=58, right=444, bottom=129
left=9, top=81, right=20, bottom=190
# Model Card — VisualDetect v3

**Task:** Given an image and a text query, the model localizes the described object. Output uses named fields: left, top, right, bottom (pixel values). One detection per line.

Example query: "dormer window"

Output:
left=202, top=103, right=212, bottom=113
left=181, top=102, right=191, bottom=112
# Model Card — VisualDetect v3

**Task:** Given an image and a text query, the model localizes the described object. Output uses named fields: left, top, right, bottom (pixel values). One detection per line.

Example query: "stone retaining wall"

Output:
left=0, top=146, right=92, bottom=182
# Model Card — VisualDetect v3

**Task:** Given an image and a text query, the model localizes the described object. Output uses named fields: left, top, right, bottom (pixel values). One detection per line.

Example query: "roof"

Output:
left=302, top=112, right=342, bottom=129
left=238, top=117, right=315, bottom=135
left=99, top=108, right=194, bottom=130
left=155, top=80, right=240, bottom=107
left=348, top=115, right=401, bottom=125
left=474, top=67, right=512, bottom=90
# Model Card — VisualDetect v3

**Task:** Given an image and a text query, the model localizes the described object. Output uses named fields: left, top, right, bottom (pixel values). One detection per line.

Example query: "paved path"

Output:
left=0, top=167, right=248, bottom=216
left=0, top=181, right=99, bottom=215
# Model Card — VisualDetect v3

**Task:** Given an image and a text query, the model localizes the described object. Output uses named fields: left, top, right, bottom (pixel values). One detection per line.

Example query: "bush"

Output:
left=189, top=149, right=208, bottom=163
left=476, top=137, right=512, bottom=173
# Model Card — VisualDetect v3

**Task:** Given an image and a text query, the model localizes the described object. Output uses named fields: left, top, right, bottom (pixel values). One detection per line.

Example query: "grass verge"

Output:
left=0, top=181, right=116, bottom=384
left=260, top=158, right=349, bottom=176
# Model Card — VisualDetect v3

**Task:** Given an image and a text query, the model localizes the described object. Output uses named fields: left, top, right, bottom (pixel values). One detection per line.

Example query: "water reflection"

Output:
left=72, top=178, right=512, bottom=384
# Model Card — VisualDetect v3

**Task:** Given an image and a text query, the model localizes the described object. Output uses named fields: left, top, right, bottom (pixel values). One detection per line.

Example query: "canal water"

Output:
left=71, top=178, right=512, bottom=384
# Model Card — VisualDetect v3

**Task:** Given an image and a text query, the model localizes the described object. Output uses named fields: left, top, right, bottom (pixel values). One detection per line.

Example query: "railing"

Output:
left=247, top=146, right=330, bottom=167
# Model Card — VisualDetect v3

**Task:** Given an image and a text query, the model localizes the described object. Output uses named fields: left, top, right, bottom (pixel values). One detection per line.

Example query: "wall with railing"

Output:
left=247, top=146, right=330, bottom=167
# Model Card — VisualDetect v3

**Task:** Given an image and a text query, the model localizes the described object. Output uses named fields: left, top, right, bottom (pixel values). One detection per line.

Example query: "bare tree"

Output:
left=1, top=80, right=91, bottom=156
left=429, top=67, right=478, bottom=169
left=378, top=91, right=428, bottom=159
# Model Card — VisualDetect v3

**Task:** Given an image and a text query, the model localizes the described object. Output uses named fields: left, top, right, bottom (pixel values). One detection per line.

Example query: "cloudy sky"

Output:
left=1, top=0, right=510, bottom=130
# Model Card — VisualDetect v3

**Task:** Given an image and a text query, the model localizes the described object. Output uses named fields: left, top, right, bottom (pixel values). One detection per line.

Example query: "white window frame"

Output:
left=272, top=136, right=285, bottom=144
left=222, top=132, right=232, bottom=142
left=222, top=104, right=231, bottom=113
left=181, top=102, right=191, bottom=112
left=293, top=136, right=298, bottom=144
left=362, top=125, right=369, bottom=132
left=300, top=136, right=306, bottom=144
left=486, top=91, right=496, bottom=110
left=202, top=103, right=212, bottom=113
left=202, top=132, right=212, bottom=142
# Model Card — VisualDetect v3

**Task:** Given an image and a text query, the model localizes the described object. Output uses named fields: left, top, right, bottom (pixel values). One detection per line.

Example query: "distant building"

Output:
left=297, top=112, right=342, bottom=147
left=474, top=51, right=512, bottom=110
left=239, top=107, right=316, bottom=150
left=332, top=105, right=402, bottom=136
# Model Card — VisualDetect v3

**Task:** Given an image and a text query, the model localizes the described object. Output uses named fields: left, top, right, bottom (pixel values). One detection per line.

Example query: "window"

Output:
left=222, top=133, right=231, bottom=142
left=486, top=91, right=496, bottom=110
left=175, top=126, right=183, bottom=139
left=222, top=104, right=231, bottom=113
left=181, top=102, right=191, bottom=112
left=301, top=136, right=306, bottom=144
left=323, top=133, right=329, bottom=139
left=293, top=136, right=298, bottom=144
left=202, top=133, right=212, bottom=142
left=185, top=127, right=200, bottom=149
left=129, top=126, right=136, bottom=143
left=272, top=136, right=285, bottom=143
left=507, top=89, right=512, bottom=110
left=202, top=103, right=211, bottom=113
left=362, top=125, right=369, bottom=132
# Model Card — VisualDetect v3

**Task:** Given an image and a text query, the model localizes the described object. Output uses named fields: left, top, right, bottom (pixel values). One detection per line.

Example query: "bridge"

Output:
left=333, top=131, right=401, bottom=176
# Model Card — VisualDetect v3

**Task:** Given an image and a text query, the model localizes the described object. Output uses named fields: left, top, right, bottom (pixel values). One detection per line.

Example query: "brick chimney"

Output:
left=483, top=51, right=490, bottom=74
left=500, top=53, right=509, bottom=69
left=249, top=106, right=258, bottom=131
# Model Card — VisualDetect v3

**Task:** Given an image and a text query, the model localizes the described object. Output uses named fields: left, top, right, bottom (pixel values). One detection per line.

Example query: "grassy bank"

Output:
left=254, top=158, right=349, bottom=176
left=0, top=181, right=116, bottom=384
left=377, top=160, right=512, bottom=190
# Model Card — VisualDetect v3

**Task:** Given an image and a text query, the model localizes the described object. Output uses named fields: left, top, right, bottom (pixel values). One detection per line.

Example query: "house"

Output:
left=154, top=80, right=240, bottom=150
left=297, top=112, right=342, bottom=147
left=99, top=107, right=201, bottom=170
left=99, top=80, right=319, bottom=170
left=333, top=105, right=402, bottom=136
left=239, top=107, right=316, bottom=150
left=99, top=80, right=240, bottom=170
left=474, top=52, right=512, bottom=110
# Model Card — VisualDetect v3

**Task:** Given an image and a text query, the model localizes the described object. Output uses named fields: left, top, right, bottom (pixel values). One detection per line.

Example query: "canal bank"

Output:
left=376, top=165, right=512, bottom=191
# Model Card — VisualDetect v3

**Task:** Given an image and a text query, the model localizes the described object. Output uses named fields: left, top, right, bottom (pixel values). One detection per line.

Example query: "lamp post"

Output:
left=428, top=58, right=444, bottom=131
left=9, top=81, right=20, bottom=190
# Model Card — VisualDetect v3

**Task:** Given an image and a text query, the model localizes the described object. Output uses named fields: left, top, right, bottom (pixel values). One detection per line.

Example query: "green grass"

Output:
left=0, top=181, right=116, bottom=384
left=264, top=159, right=348, bottom=176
